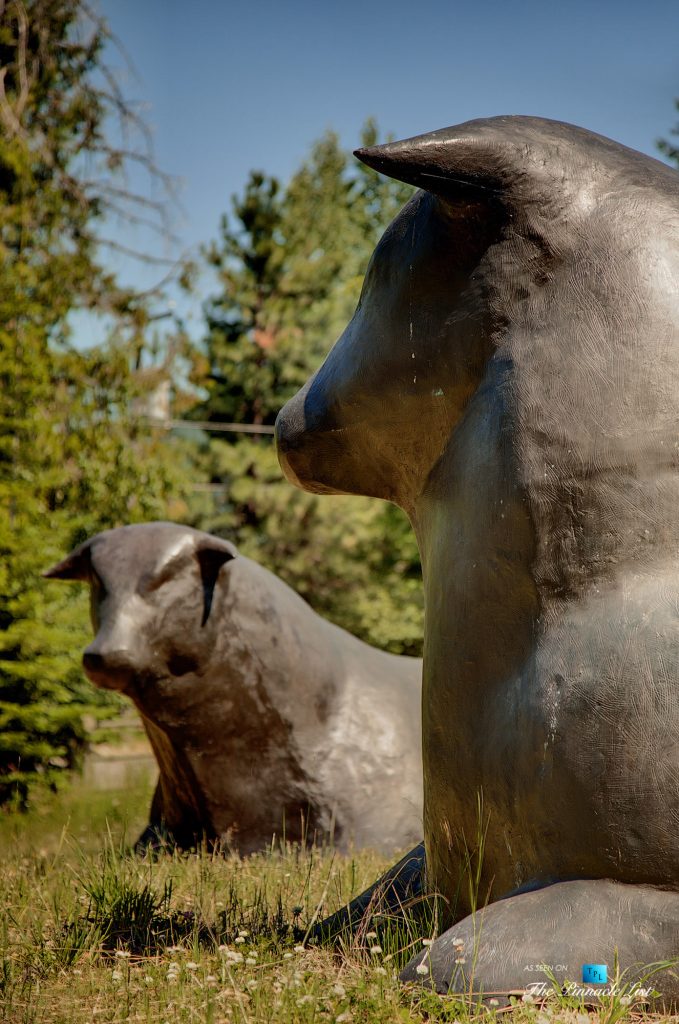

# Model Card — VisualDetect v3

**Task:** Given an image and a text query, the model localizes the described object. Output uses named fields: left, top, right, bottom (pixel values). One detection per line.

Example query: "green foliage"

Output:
left=658, top=98, right=679, bottom=167
left=191, top=123, right=423, bottom=654
left=0, top=0, right=190, bottom=807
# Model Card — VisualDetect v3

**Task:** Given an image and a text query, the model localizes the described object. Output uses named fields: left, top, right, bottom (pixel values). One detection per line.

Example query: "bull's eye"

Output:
left=144, top=553, right=191, bottom=594
left=167, top=653, right=199, bottom=677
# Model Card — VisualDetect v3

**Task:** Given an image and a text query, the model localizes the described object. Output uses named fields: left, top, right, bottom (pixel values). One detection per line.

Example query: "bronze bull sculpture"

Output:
left=276, top=116, right=679, bottom=1004
left=45, top=522, right=423, bottom=854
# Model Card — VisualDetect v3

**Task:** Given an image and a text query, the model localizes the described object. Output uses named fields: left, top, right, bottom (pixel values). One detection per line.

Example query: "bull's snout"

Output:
left=82, top=646, right=135, bottom=692
left=276, top=375, right=345, bottom=494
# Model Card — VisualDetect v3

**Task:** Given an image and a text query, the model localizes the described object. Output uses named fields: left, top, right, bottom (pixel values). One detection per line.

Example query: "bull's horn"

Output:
left=354, top=115, right=623, bottom=202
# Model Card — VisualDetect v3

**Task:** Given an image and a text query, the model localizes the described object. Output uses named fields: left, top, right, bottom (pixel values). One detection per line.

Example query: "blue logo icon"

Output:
left=582, top=964, right=608, bottom=984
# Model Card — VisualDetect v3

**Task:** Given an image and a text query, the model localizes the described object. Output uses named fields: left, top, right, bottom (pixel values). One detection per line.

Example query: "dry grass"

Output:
left=0, top=771, right=677, bottom=1024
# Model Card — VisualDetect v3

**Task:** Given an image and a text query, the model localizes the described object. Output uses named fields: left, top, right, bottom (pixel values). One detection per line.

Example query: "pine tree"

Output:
left=0, top=0, right=189, bottom=806
left=189, top=125, right=423, bottom=655
left=658, top=98, right=679, bottom=167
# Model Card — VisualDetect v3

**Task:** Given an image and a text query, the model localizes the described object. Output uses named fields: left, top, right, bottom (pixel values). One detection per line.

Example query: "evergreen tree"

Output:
left=190, top=125, right=423, bottom=655
left=0, top=0, right=189, bottom=806
left=658, top=98, right=679, bottom=167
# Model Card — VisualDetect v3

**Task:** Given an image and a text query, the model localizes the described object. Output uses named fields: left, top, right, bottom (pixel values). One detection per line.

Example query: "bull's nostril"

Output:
left=167, top=653, right=199, bottom=677
left=83, top=651, right=105, bottom=673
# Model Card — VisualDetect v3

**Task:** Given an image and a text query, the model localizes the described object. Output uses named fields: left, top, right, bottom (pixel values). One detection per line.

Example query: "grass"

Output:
left=0, top=772, right=677, bottom=1024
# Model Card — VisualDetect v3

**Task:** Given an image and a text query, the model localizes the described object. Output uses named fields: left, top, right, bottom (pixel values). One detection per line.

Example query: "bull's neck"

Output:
left=410, top=347, right=679, bottom=715
left=410, top=357, right=540, bottom=715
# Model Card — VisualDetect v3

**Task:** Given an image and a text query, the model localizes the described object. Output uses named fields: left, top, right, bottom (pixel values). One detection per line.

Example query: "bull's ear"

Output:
left=43, top=540, right=92, bottom=581
left=195, top=535, right=237, bottom=626
left=354, top=115, right=584, bottom=204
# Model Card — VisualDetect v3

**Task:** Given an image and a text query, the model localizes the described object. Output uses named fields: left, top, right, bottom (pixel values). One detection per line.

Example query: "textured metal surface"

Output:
left=276, top=116, right=679, bottom=992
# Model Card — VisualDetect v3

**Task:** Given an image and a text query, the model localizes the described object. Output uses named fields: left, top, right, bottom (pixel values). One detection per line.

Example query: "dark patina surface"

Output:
left=276, top=116, right=679, bottom=1002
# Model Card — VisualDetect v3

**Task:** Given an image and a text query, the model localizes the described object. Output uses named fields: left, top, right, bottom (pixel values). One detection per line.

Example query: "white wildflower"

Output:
left=294, top=944, right=305, bottom=953
left=422, top=938, right=434, bottom=947
left=332, top=982, right=346, bottom=997
left=186, top=961, right=198, bottom=971
left=522, top=993, right=535, bottom=1004
left=114, top=950, right=131, bottom=959
left=370, top=945, right=383, bottom=955
left=416, top=962, right=429, bottom=976
left=245, top=957, right=257, bottom=966
left=111, top=970, right=123, bottom=982
left=365, top=931, right=377, bottom=940
left=235, top=936, right=246, bottom=945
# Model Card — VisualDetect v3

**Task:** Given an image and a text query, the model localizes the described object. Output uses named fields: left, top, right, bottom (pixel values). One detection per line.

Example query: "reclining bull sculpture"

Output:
left=276, top=116, right=679, bottom=1004
left=45, top=522, right=423, bottom=854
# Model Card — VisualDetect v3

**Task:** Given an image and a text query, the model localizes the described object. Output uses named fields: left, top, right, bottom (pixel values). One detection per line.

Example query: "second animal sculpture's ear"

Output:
left=195, top=535, right=238, bottom=626
left=42, top=539, right=92, bottom=582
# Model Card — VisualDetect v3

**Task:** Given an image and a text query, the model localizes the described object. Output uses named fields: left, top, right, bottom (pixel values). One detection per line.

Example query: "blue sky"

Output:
left=94, top=0, right=679, bottom=340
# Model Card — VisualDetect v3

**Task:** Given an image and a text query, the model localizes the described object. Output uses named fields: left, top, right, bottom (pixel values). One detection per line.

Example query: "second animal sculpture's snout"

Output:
left=82, top=645, right=136, bottom=691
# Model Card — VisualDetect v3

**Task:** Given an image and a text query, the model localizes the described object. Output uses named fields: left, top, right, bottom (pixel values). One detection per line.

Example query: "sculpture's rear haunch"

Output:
left=45, top=522, right=423, bottom=854
left=276, top=116, right=679, bottom=1003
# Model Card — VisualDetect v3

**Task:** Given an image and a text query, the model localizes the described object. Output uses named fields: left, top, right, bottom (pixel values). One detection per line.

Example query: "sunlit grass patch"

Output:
left=1, top=778, right=677, bottom=1023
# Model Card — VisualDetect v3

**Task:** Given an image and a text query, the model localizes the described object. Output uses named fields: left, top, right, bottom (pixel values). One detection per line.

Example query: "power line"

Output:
left=142, top=416, right=276, bottom=436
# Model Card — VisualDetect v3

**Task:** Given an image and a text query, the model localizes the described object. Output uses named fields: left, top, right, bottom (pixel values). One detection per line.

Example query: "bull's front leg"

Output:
left=309, top=843, right=430, bottom=944
left=402, top=878, right=679, bottom=1010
